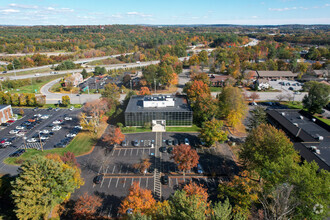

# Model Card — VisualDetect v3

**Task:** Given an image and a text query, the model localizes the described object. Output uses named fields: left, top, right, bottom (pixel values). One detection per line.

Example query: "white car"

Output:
left=184, top=138, right=190, bottom=145
left=40, top=115, right=50, bottom=119
left=66, top=133, right=76, bottom=138
left=27, top=138, right=37, bottom=143
left=9, top=130, right=19, bottom=134
left=34, top=114, right=42, bottom=117
left=52, top=126, right=62, bottom=131
left=41, top=129, right=50, bottom=134
left=16, top=126, right=25, bottom=130
left=64, top=117, right=72, bottom=121
left=16, top=131, right=26, bottom=137
left=53, top=120, right=61, bottom=124
left=74, top=125, right=83, bottom=130
left=69, top=106, right=74, bottom=111
left=2, top=142, right=12, bottom=146
left=40, top=136, right=49, bottom=140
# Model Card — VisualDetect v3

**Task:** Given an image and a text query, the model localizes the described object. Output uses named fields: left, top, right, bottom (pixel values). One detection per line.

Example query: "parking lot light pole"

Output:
left=38, top=131, right=43, bottom=151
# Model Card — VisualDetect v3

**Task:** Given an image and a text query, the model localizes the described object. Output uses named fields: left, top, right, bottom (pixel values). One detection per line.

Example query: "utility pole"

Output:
left=38, top=131, right=43, bottom=151
left=154, top=78, right=156, bottom=94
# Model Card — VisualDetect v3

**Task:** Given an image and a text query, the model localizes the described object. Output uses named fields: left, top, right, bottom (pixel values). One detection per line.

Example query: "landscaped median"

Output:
left=4, top=120, right=108, bottom=166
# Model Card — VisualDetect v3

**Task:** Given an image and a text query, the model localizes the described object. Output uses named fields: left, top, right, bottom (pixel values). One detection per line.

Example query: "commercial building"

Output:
left=267, top=109, right=330, bottom=171
left=125, top=95, right=193, bottom=127
left=244, top=70, right=298, bottom=80
left=0, top=105, right=13, bottom=124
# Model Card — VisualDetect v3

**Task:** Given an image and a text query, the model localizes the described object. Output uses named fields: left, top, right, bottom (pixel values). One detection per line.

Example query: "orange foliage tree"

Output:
left=119, top=181, right=156, bottom=215
left=171, top=144, right=199, bottom=175
left=73, top=192, right=103, bottom=219
left=183, top=182, right=208, bottom=203
left=139, top=87, right=151, bottom=95
left=102, top=126, right=125, bottom=146
left=184, top=80, right=211, bottom=103
left=133, top=158, right=151, bottom=174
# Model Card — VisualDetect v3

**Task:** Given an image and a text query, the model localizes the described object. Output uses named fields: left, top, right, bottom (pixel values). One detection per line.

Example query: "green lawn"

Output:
left=4, top=131, right=95, bottom=165
left=166, top=125, right=200, bottom=132
left=9, top=75, right=63, bottom=94
left=314, top=116, right=330, bottom=126
left=49, top=81, right=62, bottom=93
left=280, top=101, right=304, bottom=110
left=81, top=89, right=104, bottom=94
left=210, top=87, right=222, bottom=92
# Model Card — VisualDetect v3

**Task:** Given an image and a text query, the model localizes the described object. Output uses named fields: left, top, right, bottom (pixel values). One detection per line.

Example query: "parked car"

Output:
left=53, top=120, right=62, bottom=124
left=173, top=139, right=179, bottom=146
left=288, top=87, right=294, bottom=90
left=7, top=120, right=15, bottom=123
left=15, top=126, right=25, bottom=130
left=74, top=125, right=83, bottom=130
left=52, top=125, right=62, bottom=131
left=167, top=147, right=173, bottom=154
left=66, top=133, right=76, bottom=138
left=40, top=115, right=50, bottom=119
left=93, top=175, right=103, bottom=184
left=196, top=164, right=204, bottom=174
left=9, top=149, right=25, bottom=157
left=69, top=106, right=74, bottom=111
left=9, top=130, right=19, bottom=134
left=1, top=123, right=9, bottom=127
left=54, top=143, right=66, bottom=148
left=40, top=136, right=49, bottom=140
left=161, top=175, right=169, bottom=185
left=34, top=114, right=42, bottom=118
left=27, top=138, right=37, bottom=143
left=33, top=107, right=39, bottom=111
left=167, top=139, right=173, bottom=146
left=41, top=129, right=50, bottom=134
left=159, top=146, right=167, bottom=153
left=55, top=108, right=60, bottom=111
left=133, top=140, right=140, bottom=147
left=64, top=117, right=72, bottom=121
left=122, top=140, right=127, bottom=147
left=184, top=138, right=190, bottom=145
left=48, top=107, right=53, bottom=111
left=16, top=131, right=26, bottom=137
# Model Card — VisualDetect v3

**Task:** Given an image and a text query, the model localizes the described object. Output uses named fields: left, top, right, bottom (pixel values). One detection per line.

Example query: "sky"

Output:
left=0, top=0, right=329, bottom=25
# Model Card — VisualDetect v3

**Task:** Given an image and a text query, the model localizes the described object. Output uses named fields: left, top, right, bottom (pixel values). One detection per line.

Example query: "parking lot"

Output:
left=79, top=75, right=122, bottom=91
left=0, top=107, right=82, bottom=173
left=269, top=79, right=303, bottom=92
left=75, top=132, right=237, bottom=217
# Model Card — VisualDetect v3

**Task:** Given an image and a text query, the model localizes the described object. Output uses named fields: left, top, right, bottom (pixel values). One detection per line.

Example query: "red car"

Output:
left=7, top=120, right=15, bottom=123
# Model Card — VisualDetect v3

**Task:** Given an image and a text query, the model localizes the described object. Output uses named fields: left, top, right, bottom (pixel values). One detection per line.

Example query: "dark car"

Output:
left=48, top=107, right=53, bottom=111
left=133, top=140, right=140, bottom=147
left=9, top=149, right=25, bottom=157
left=167, top=147, right=173, bottom=154
left=159, top=146, right=167, bottom=153
left=288, top=87, right=294, bottom=90
left=173, top=139, right=179, bottom=146
left=33, top=107, right=39, bottom=111
left=161, top=175, right=169, bottom=185
left=122, top=140, right=127, bottom=147
left=1, top=123, right=9, bottom=127
left=167, top=139, right=173, bottom=146
left=93, top=175, right=103, bottom=184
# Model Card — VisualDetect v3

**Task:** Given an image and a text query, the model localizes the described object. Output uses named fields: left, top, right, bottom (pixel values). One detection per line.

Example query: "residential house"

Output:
left=209, top=75, right=231, bottom=87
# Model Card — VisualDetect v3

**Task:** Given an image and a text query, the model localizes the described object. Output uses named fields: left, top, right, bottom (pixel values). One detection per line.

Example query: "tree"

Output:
left=240, top=124, right=298, bottom=173
left=19, top=94, right=27, bottom=106
left=193, top=94, right=218, bottom=125
left=190, top=72, right=210, bottom=85
left=62, top=95, right=70, bottom=106
left=276, top=94, right=286, bottom=102
left=139, top=87, right=151, bottom=95
left=119, top=181, right=156, bottom=215
left=81, top=99, right=108, bottom=133
left=81, top=68, right=88, bottom=79
left=198, top=50, right=209, bottom=64
left=248, top=106, right=267, bottom=129
left=211, top=198, right=241, bottom=220
left=302, top=81, right=330, bottom=114
left=171, top=144, right=199, bottom=175
left=123, top=74, right=132, bottom=87
left=218, top=86, right=247, bottom=128
left=11, top=93, right=19, bottom=106
left=249, top=92, right=259, bottom=102
left=73, top=192, right=103, bottom=220
left=101, top=83, right=120, bottom=114
left=169, top=190, right=207, bottom=220
left=133, top=158, right=151, bottom=174
left=19, top=108, right=24, bottom=116
left=218, top=171, right=258, bottom=216
left=199, top=118, right=227, bottom=147
left=189, top=54, right=200, bottom=66
left=102, top=126, right=125, bottom=146
left=184, top=80, right=210, bottom=104
left=183, top=182, right=208, bottom=203
left=11, top=156, right=83, bottom=220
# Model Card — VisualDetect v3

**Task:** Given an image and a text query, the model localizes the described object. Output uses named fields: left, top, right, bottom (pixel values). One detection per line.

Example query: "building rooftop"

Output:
left=267, top=109, right=330, bottom=171
left=125, top=95, right=192, bottom=113
left=257, top=70, right=298, bottom=78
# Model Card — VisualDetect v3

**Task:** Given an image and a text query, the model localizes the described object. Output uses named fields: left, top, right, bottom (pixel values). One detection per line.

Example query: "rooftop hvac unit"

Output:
left=312, top=118, right=316, bottom=122
left=293, top=123, right=299, bottom=127
left=299, top=116, right=304, bottom=120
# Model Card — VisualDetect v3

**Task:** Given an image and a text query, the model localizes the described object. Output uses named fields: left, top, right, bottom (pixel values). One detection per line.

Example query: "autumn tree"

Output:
left=11, top=156, right=83, bottom=220
left=183, top=182, right=208, bottom=203
left=240, top=124, right=299, bottom=173
left=198, top=50, right=209, bottom=65
left=171, top=144, right=199, bottom=175
left=73, top=192, right=103, bottom=220
left=81, top=99, right=108, bottom=133
left=101, top=83, right=120, bottom=114
left=184, top=80, right=210, bottom=104
left=133, top=158, right=151, bottom=174
left=191, top=72, right=210, bottom=85
left=193, top=94, right=218, bottom=125
left=139, top=87, right=151, bottom=95
left=119, top=181, right=156, bottom=215
left=189, top=54, right=200, bottom=66
left=218, top=86, right=247, bottom=128
left=19, top=108, right=24, bottom=116
left=62, top=95, right=70, bottom=106
left=249, top=92, right=260, bottom=102
left=199, top=118, right=227, bottom=147
left=102, top=126, right=125, bottom=146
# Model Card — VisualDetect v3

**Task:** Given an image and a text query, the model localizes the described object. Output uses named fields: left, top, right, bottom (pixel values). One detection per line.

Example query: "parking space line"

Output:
left=130, top=149, right=133, bottom=156
left=131, top=178, right=134, bottom=185
left=115, top=178, right=119, bottom=188
left=100, top=176, right=105, bottom=187
left=119, top=165, right=122, bottom=174
left=142, top=148, right=145, bottom=155
left=98, top=165, right=103, bottom=174
left=108, top=178, right=112, bottom=188
left=139, top=177, right=141, bottom=187
left=117, top=149, right=121, bottom=156
left=112, top=166, right=116, bottom=174
left=123, top=178, right=126, bottom=188
left=176, top=178, right=178, bottom=185
left=111, top=149, right=116, bottom=156
left=136, top=149, right=139, bottom=156
left=124, top=149, right=127, bottom=156
left=146, top=177, right=148, bottom=188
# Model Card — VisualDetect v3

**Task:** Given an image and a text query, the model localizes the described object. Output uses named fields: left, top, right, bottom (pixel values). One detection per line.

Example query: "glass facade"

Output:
left=125, top=111, right=193, bottom=126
